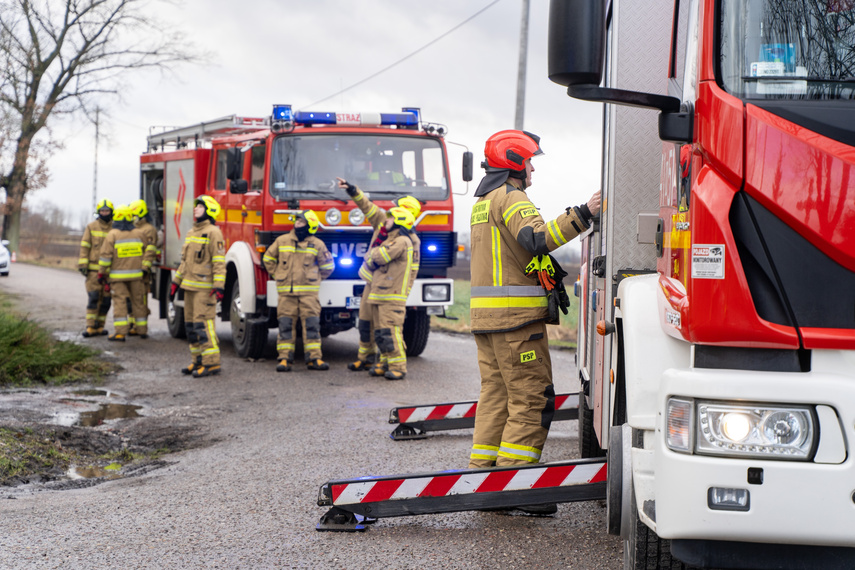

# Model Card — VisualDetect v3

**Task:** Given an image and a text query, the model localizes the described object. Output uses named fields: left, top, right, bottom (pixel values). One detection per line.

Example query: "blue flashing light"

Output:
left=273, top=104, right=293, bottom=121
left=339, top=258, right=354, bottom=267
left=426, top=244, right=438, bottom=253
left=381, top=113, right=418, bottom=127
left=401, top=107, right=421, bottom=122
left=295, top=111, right=336, bottom=125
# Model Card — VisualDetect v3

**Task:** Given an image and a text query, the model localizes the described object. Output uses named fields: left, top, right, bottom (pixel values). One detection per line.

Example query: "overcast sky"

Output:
left=35, top=0, right=604, bottom=233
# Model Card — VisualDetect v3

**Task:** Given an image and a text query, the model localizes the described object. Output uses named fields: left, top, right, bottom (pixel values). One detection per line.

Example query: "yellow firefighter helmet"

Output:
left=388, top=207, right=416, bottom=230
left=296, top=210, right=321, bottom=234
left=130, top=199, right=148, bottom=219
left=195, top=195, right=222, bottom=220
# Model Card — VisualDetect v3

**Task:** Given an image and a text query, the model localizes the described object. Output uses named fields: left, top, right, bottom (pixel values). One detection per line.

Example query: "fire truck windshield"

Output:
left=719, top=0, right=855, bottom=100
left=269, top=134, right=449, bottom=202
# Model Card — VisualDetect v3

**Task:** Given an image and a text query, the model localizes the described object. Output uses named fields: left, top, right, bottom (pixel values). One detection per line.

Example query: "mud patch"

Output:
left=0, top=387, right=216, bottom=493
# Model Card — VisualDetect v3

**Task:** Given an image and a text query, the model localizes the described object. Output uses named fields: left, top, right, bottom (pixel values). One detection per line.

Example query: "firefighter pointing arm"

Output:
left=336, top=177, right=422, bottom=374
left=467, top=130, right=600, bottom=514
left=262, top=210, right=334, bottom=373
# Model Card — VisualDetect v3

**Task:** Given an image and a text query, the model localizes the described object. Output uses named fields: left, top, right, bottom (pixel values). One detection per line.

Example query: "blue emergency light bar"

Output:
left=272, top=104, right=293, bottom=121
left=279, top=107, right=419, bottom=128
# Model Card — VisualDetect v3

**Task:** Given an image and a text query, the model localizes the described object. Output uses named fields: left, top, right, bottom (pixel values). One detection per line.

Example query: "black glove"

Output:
left=97, top=273, right=107, bottom=285
left=78, top=267, right=88, bottom=277
left=343, top=181, right=358, bottom=197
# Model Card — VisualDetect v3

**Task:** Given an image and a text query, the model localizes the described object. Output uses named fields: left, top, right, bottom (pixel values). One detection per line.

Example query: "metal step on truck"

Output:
left=139, top=105, right=472, bottom=359
left=312, top=1, right=855, bottom=569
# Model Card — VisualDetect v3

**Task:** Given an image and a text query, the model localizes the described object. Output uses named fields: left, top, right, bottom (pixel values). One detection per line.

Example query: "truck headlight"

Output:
left=423, top=283, right=450, bottom=302
left=666, top=398, right=816, bottom=460
left=348, top=208, right=365, bottom=226
left=325, top=208, right=341, bottom=226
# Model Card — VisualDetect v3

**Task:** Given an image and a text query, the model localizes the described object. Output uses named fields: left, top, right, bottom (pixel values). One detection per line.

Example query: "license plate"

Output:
left=346, top=296, right=361, bottom=309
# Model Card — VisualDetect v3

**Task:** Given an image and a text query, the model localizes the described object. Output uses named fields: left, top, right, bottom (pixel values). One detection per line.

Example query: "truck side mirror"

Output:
left=547, top=0, right=605, bottom=87
left=226, top=147, right=243, bottom=180
left=462, top=151, right=474, bottom=182
left=230, top=179, right=248, bottom=194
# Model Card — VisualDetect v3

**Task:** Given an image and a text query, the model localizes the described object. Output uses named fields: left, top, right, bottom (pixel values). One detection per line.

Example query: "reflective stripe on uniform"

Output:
left=109, top=269, right=144, bottom=279
left=470, top=285, right=546, bottom=310
left=547, top=219, right=568, bottom=246
left=187, top=236, right=209, bottom=244
left=491, top=226, right=502, bottom=286
left=498, top=441, right=542, bottom=463
left=470, top=444, right=499, bottom=462
left=501, top=201, right=535, bottom=224
left=183, top=280, right=212, bottom=289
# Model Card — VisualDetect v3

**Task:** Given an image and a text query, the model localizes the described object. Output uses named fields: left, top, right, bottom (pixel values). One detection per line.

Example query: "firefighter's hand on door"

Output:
left=586, top=191, right=602, bottom=215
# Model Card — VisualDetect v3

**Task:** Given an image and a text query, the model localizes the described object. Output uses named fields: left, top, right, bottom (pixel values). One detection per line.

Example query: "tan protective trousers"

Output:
left=355, top=283, right=378, bottom=363
left=184, top=290, right=220, bottom=366
left=276, top=293, right=322, bottom=362
left=370, top=303, right=407, bottom=374
left=84, top=272, right=111, bottom=329
left=469, top=321, right=554, bottom=469
left=110, top=280, right=147, bottom=335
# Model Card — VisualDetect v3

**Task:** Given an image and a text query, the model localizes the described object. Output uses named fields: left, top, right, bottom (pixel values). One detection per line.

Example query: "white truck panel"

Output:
left=265, top=278, right=453, bottom=308
left=163, top=159, right=196, bottom=269
left=654, top=358, right=855, bottom=546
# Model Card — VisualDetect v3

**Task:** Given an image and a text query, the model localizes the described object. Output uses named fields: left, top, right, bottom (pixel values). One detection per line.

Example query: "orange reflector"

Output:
left=610, top=369, right=615, bottom=384
left=256, top=245, right=266, bottom=254
left=457, top=244, right=465, bottom=252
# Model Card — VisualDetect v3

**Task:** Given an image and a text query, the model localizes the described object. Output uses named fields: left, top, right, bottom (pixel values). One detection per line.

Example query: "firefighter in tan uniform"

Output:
left=468, top=131, right=600, bottom=512
left=127, top=199, right=159, bottom=336
left=362, top=207, right=416, bottom=380
left=262, top=210, right=335, bottom=372
left=336, top=177, right=421, bottom=372
left=98, top=205, right=155, bottom=341
left=170, top=196, right=226, bottom=378
left=79, top=199, right=113, bottom=337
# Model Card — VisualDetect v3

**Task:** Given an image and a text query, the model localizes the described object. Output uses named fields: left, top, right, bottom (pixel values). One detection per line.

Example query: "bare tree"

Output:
left=0, top=0, right=200, bottom=251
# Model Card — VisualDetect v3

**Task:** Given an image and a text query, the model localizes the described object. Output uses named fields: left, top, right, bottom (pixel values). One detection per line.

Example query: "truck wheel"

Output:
left=579, top=390, right=607, bottom=458
left=229, top=280, right=268, bottom=359
left=624, top=482, right=688, bottom=570
left=403, top=308, right=430, bottom=357
left=166, top=298, right=186, bottom=339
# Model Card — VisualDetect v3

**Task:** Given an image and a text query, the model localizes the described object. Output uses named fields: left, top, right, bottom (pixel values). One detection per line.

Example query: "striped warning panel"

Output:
left=331, top=460, right=607, bottom=505
left=393, top=392, right=577, bottom=424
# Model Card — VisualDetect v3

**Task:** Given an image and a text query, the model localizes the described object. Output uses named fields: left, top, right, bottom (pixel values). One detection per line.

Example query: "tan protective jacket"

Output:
left=79, top=218, right=112, bottom=272
left=173, top=220, right=226, bottom=292
left=99, top=226, right=155, bottom=282
left=135, top=219, right=160, bottom=258
left=469, top=180, right=590, bottom=333
left=352, top=186, right=421, bottom=293
left=364, top=228, right=415, bottom=306
left=262, top=230, right=334, bottom=295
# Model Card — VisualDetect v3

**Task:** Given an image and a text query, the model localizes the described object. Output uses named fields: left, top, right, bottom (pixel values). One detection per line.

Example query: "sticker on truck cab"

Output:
left=691, top=244, right=725, bottom=279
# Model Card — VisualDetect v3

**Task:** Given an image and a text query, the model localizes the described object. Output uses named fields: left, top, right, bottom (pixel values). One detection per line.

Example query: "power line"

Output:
left=303, top=0, right=502, bottom=109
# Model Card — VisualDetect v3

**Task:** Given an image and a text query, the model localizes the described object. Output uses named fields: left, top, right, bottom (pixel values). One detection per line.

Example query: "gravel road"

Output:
left=0, top=263, right=623, bottom=569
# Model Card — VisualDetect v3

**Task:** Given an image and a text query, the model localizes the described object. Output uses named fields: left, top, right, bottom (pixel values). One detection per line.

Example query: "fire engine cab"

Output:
left=140, top=105, right=471, bottom=359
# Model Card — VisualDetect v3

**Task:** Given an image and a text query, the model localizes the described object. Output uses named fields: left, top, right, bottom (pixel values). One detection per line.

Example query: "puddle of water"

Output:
left=67, top=465, right=122, bottom=480
left=77, top=404, right=142, bottom=427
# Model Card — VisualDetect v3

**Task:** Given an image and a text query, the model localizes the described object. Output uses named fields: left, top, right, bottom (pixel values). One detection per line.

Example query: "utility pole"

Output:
left=92, top=107, right=100, bottom=215
left=514, top=0, right=530, bottom=131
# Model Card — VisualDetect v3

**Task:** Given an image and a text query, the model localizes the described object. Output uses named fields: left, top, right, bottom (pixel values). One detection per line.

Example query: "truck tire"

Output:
left=166, top=298, right=186, bottom=339
left=403, top=308, right=430, bottom=357
left=229, top=280, right=268, bottom=359
left=624, top=483, right=689, bottom=570
left=579, top=390, right=607, bottom=458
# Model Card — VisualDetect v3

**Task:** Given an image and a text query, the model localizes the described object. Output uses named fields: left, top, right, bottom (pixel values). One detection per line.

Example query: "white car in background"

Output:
left=0, top=240, right=10, bottom=276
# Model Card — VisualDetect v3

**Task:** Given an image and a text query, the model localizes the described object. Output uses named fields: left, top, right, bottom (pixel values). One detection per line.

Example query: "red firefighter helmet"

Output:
left=483, top=130, right=544, bottom=171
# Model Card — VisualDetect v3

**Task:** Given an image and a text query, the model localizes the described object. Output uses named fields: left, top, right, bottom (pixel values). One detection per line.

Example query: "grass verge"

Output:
left=0, top=293, right=114, bottom=387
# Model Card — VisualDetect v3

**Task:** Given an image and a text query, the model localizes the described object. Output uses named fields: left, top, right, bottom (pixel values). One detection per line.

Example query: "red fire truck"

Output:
left=140, top=106, right=471, bottom=359
left=551, top=0, right=855, bottom=567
